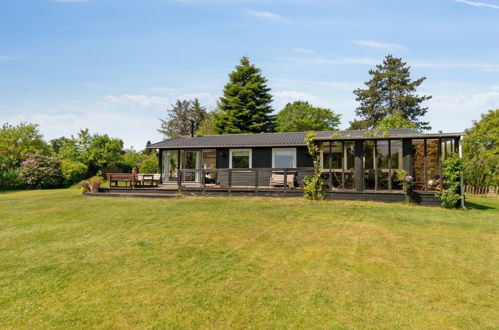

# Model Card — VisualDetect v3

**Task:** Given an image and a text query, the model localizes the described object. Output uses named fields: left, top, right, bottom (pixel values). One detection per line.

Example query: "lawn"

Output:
left=0, top=190, right=498, bottom=329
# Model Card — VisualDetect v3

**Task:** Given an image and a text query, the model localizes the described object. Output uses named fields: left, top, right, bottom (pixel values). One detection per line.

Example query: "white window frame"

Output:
left=229, top=149, right=252, bottom=169
left=272, top=148, right=297, bottom=169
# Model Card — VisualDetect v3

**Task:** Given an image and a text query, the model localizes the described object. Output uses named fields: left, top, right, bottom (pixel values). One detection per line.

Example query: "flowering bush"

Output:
left=19, top=153, right=65, bottom=189
left=396, top=170, right=413, bottom=203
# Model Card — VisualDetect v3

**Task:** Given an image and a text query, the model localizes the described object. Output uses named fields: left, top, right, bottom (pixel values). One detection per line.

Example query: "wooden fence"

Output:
left=464, top=185, right=498, bottom=195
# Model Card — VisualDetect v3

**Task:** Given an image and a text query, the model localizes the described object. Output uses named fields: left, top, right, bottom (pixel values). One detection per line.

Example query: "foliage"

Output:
left=352, top=55, right=432, bottom=130
left=462, top=109, right=499, bottom=188
left=276, top=101, right=341, bottom=132
left=437, top=155, right=464, bottom=208
left=396, top=169, right=414, bottom=203
left=0, top=168, right=25, bottom=190
left=158, top=99, right=207, bottom=138
left=58, top=129, right=124, bottom=175
left=120, top=148, right=145, bottom=172
left=215, top=56, right=275, bottom=134
left=196, top=111, right=219, bottom=136
left=303, top=132, right=325, bottom=200
left=80, top=180, right=90, bottom=193
left=88, top=176, right=102, bottom=191
left=0, top=122, right=51, bottom=169
left=19, top=153, right=65, bottom=189
left=50, top=137, right=70, bottom=154
left=375, top=113, right=419, bottom=130
left=61, top=159, right=88, bottom=185
left=139, top=153, right=159, bottom=173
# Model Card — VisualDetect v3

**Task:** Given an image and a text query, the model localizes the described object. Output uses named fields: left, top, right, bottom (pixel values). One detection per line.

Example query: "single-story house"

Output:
left=146, top=129, right=462, bottom=198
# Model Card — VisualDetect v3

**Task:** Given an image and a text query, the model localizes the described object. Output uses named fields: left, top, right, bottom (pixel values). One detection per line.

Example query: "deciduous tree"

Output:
left=276, top=101, right=341, bottom=132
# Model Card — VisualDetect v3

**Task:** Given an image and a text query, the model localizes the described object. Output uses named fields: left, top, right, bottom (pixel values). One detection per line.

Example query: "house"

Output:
left=141, top=129, right=462, bottom=205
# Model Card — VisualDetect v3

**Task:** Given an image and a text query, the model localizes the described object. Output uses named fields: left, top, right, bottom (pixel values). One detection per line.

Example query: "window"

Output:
left=230, top=149, right=251, bottom=168
left=272, top=148, right=296, bottom=168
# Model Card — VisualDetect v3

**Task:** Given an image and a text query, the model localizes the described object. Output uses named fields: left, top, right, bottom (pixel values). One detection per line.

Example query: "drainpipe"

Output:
left=459, top=135, right=465, bottom=209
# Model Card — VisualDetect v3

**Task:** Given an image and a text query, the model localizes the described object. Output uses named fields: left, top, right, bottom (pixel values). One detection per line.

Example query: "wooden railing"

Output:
left=175, top=167, right=315, bottom=192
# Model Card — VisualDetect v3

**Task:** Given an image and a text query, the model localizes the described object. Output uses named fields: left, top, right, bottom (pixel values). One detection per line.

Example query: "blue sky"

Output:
left=1, top=0, right=498, bottom=148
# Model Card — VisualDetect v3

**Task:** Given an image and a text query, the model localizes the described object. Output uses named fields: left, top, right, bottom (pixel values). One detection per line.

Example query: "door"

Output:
left=183, top=150, right=201, bottom=182
left=162, top=151, right=179, bottom=183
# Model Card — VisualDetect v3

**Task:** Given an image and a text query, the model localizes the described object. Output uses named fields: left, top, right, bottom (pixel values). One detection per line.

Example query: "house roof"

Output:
left=148, top=129, right=462, bottom=149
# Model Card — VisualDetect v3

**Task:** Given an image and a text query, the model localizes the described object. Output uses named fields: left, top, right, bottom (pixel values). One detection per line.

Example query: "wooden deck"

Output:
left=90, top=184, right=441, bottom=206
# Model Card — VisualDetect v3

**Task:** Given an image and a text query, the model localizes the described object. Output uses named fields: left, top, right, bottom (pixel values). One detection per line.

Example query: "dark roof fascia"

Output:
left=149, top=143, right=308, bottom=150
left=313, top=133, right=463, bottom=141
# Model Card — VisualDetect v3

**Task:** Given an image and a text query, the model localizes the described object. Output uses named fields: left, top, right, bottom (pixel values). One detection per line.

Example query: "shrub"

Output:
left=80, top=180, right=90, bottom=193
left=436, top=155, right=464, bottom=208
left=0, top=168, right=26, bottom=190
left=303, top=133, right=325, bottom=201
left=88, top=176, right=102, bottom=192
left=139, top=154, right=159, bottom=173
left=19, top=153, right=65, bottom=189
left=61, top=159, right=88, bottom=185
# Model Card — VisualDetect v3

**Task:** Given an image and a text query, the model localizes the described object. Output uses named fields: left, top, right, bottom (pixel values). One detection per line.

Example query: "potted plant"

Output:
left=88, top=176, right=102, bottom=193
left=80, top=180, right=90, bottom=193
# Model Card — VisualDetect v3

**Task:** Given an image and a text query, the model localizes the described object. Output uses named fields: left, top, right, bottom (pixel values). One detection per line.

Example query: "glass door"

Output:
left=183, top=150, right=201, bottom=182
left=162, top=151, right=178, bottom=183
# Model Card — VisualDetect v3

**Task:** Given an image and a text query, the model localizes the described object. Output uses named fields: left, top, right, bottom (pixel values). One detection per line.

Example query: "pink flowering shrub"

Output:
left=19, top=153, right=65, bottom=189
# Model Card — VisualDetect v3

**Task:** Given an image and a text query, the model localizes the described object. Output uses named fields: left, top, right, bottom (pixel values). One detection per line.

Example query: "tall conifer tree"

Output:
left=215, top=57, right=275, bottom=134
left=351, top=55, right=432, bottom=130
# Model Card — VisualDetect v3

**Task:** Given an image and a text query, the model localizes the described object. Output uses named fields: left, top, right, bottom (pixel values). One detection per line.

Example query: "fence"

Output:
left=464, top=185, right=498, bottom=195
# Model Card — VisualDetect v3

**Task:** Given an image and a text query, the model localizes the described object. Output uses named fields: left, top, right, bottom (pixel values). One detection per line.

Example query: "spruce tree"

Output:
left=351, top=55, right=432, bottom=130
left=215, top=56, right=275, bottom=134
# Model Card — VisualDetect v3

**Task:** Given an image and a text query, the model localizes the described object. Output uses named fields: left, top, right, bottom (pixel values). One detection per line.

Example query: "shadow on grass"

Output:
left=465, top=201, right=495, bottom=210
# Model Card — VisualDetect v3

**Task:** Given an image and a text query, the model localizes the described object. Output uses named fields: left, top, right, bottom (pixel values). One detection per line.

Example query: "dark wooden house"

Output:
left=139, top=129, right=462, bottom=205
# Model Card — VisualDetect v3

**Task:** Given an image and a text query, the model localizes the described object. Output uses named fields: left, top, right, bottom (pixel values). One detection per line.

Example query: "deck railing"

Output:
left=174, top=167, right=315, bottom=192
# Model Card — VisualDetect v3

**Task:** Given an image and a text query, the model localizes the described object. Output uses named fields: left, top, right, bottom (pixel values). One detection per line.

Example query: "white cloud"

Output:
left=292, top=48, right=314, bottom=55
left=246, top=10, right=281, bottom=20
left=353, top=40, right=407, bottom=52
left=455, top=0, right=499, bottom=9
left=426, top=86, right=499, bottom=132
left=0, top=92, right=220, bottom=149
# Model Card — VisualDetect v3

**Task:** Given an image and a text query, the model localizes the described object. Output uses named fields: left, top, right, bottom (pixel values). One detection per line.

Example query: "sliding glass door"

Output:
left=183, top=150, right=201, bottom=182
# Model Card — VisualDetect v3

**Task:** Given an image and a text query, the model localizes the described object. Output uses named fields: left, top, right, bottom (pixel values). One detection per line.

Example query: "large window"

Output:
left=272, top=148, right=296, bottom=168
left=230, top=149, right=251, bottom=168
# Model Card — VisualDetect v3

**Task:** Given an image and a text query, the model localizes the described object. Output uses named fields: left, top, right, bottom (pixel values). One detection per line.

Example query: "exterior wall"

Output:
left=296, top=146, right=313, bottom=167
left=252, top=147, right=272, bottom=168
left=216, top=148, right=229, bottom=168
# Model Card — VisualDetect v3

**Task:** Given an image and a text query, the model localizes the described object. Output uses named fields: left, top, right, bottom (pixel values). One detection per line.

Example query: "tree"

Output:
left=374, top=113, right=419, bottom=130
left=196, top=111, right=219, bottom=136
left=158, top=99, right=207, bottom=138
left=215, top=56, right=275, bottom=134
left=276, top=101, right=341, bottom=132
left=58, top=129, right=124, bottom=175
left=0, top=122, right=51, bottom=170
left=463, top=109, right=499, bottom=188
left=351, top=55, right=432, bottom=130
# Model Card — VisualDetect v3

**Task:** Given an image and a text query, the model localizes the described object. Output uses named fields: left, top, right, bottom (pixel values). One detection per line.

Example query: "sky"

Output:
left=0, top=0, right=498, bottom=149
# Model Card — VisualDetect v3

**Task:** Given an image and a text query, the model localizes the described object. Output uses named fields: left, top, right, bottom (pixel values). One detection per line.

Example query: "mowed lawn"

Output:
left=0, top=190, right=498, bottom=329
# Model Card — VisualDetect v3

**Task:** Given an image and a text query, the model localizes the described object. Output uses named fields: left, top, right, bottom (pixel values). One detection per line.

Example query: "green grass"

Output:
left=0, top=190, right=498, bottom=329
